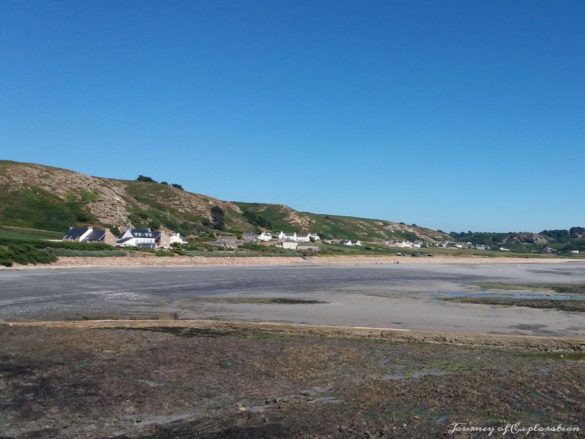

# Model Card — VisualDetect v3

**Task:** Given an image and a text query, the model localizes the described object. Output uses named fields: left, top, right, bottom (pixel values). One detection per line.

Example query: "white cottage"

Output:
left=257, top=232, right=273, bottom=242
left=169, top=232, right=188, bottom=246
left=117, top=228, right=160, bottom=249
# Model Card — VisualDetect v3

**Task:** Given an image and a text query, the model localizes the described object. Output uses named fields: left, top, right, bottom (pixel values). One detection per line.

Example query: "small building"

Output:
left=571, top=250, right=580, bottom=255
left=308, top=233, right=321, bottom=241
left=210, top=235, right=238, bottom=249
left=257, top=232, right=273, bottom=242
left=169, top=232, right=188, bottom=246
left=63, top=226, right=117, bottom=245
left=242, top=232, right=257, bottom=243
left=499, top=247, right=511, bottom=252
left=344, top=240, right=362, bottom=247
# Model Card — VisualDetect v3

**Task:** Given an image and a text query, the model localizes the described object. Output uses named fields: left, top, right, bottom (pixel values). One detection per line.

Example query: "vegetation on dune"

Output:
left=0, top=242, right=57, bottom=267
left=0, top=236, right=127, bottom=266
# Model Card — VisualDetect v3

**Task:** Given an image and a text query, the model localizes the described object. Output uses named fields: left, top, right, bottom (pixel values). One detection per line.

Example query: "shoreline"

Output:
left=3, top=254, right=584, bottom=270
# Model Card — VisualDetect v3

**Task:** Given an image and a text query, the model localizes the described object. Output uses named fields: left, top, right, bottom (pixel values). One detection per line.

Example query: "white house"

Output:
left=395, top=240, right=415, bottom=248
left=169, top=232, right=188, bottom=246
left=344, top=240, right=362, bottom=247
left=257, top=232, right=273, bottom=242
left=308, top=233, right=321, bottom=241
left=117, top=228, right=161, bottom=249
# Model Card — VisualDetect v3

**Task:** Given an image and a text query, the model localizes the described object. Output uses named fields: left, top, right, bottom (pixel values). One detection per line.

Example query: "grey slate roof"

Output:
left=63, top=227, right=89, bottom=240
left=86, top=229, right=106, bottom=241
left=126, top=229, right=159, bottom=239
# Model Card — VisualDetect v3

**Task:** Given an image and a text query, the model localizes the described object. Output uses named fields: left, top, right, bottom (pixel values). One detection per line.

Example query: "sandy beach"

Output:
left=5, top=254, right=583, bottom=270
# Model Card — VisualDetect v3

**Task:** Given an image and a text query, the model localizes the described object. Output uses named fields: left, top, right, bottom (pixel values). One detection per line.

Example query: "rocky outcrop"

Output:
left=503, top=233, right=549, bottom=245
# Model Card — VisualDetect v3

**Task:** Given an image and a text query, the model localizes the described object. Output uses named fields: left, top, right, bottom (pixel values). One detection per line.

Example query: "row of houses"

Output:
left=63, top=226, right=188, bottom=249
left=210, top=231, right=324, bottom=251
left=249, top=231, right=322, bottom=243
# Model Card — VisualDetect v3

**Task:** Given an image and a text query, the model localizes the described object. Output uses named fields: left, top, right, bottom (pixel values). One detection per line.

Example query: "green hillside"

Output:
left=0, top=160, right=448, bottom=242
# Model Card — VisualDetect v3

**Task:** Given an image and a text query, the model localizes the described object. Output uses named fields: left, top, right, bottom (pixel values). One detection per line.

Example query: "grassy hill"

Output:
left=0, top=160, right=449, bottom=242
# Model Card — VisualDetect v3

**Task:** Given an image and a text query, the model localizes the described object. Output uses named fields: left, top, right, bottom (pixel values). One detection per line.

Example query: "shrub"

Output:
left=243, top=210, right=272, bottom=229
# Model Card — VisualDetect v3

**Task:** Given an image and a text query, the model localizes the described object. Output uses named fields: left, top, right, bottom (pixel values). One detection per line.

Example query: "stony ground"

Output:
left=1, top=324, right=585, bottom=438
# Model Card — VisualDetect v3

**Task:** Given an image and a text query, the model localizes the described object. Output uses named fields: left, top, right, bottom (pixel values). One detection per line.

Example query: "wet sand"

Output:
left=2, top=262, right=585, bottom=338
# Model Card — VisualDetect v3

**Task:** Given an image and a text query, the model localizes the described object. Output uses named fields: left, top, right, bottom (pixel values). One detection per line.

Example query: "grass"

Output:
left=0, top=225, right=63, bottom=241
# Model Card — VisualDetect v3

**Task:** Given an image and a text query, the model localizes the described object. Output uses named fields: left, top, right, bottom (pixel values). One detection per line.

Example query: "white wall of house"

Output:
left=118, top=237, right=156, bottom=248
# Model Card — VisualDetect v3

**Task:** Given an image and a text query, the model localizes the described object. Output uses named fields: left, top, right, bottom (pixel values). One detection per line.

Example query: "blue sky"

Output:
left=1, top=1, right=583, bottom=232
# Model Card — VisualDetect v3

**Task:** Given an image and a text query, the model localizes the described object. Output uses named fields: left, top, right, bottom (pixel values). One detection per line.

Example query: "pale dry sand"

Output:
left=7, top=254, right=583, bottom=269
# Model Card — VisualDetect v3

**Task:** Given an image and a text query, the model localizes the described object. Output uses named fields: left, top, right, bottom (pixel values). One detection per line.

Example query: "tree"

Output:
left=171, top=183, right=184, bottom=191
left=211, top=205, right=225, bottom=231
left=137, top=175, right=156, bottom=183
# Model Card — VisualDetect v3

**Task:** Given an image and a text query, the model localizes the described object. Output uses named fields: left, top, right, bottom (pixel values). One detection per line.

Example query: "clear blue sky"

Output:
left=1, top=1, right=583, bottom=232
